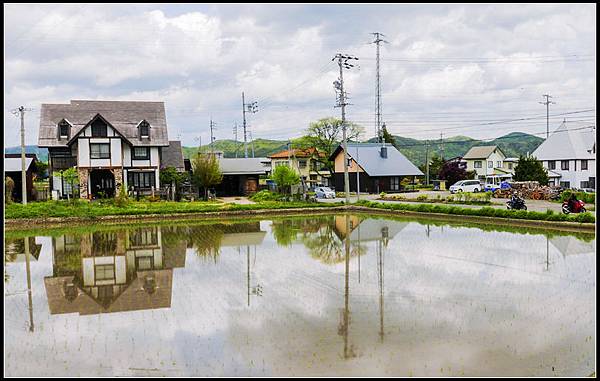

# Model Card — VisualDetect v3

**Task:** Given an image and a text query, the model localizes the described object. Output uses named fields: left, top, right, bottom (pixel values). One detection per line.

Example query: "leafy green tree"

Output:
left=160, top=166, right=188, bottom=201
left=381, top=124, right=396, bottom=146
left=191, top=153, right=223, bottom=200
left=34, top=161, right=49, bottom=179
left=513, top=155, right=549, bottom=185
left=419, top=155, right=445, bottom=181
left=305, top=117, right=365, bottom=173
left=271, top=165, right=300, bottom=195
left=54, top=167, right=79, bottom=201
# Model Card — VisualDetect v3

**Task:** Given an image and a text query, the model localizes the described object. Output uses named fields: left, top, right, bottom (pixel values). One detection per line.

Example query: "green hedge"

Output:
left=559, top=190, right=596, bottom=204
left=355, top=200, right=595, bottom=223
left=5, top=199, right=342, bottom=220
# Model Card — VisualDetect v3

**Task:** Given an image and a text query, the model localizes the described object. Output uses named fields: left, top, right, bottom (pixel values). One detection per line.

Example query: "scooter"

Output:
left=506, top=195, right=527, bottom=210
left=562, top=199, right=586, bottom=214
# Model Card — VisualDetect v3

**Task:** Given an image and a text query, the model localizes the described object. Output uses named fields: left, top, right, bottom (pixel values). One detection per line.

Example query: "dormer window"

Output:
left=138, top=120, right=150, bottom=139
left=58, top=119, right=71, bottom=139
left=91, top=118, right=108, bottom=137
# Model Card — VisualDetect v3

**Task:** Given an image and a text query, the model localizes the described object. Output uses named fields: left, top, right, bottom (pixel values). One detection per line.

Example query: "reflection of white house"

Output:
left=45, top=226, right=186, bottom=315
left=532, top=122, right=596, bottom=189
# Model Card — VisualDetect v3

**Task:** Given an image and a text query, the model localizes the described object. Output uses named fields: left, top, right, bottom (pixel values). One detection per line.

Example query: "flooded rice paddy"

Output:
left=4, top=214, right=596, bottom=376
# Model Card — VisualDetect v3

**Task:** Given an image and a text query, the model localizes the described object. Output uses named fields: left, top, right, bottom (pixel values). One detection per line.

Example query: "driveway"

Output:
left=316, top=191, right=594, bottom=214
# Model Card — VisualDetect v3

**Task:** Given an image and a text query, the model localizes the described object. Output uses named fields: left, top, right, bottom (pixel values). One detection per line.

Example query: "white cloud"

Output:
left=3, top=4, right=596, bottom=147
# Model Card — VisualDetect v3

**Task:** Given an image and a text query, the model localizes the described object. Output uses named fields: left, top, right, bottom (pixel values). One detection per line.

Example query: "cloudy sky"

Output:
left=3, top=3, right=596, bottom=148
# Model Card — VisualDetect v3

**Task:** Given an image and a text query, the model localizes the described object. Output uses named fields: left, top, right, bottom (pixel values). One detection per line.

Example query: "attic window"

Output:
left=58, top=120, right=71, bottom=139
left=139, top=120, right=150, bottom=138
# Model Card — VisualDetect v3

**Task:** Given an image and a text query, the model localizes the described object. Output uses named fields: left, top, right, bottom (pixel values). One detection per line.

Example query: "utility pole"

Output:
left=24, top=237, right=34, bottom=332
left=425, top=140, right=430, bottom=186
left=539, top=94, right=555, bottom=139
left=13, top=106, right=32, bottom=205
left=355, top=143, right=360, bottom=201
left=333, top=53, right=359, bottom=204
left=371, top=32, right=388, bottom=144
left=233, top=122, right=238, bottom=158
left=440, top=132, right=444, bottom=161
left=209, top=118, right=217, bottom=153
left=242, top=92, right=258, bottom=158
left=249, top=131, right=255, bottom=158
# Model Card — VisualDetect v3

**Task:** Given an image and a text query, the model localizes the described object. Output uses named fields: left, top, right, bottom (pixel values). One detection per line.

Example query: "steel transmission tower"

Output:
left=371, top=32, right=388, bottom=144
left=333, top=53, right=359, bottom=204
left=539, top=94, right=555, bottom=139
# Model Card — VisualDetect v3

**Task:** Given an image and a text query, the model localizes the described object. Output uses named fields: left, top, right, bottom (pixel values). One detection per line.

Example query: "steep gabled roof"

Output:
left=39, top=100, right=169, bottom=147
left=532, top=122, right=596, bottom=160
left=160, top=141, right=185, bottom=171
left=330, top=143, right=423, bottom=177
left=462, top=145, right=505, bottom=160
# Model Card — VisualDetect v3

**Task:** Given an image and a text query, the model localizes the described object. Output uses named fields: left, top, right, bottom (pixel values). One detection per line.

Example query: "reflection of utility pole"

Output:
left=426, top=224, right=430, bottom=238
left=339, top=214, right=356, bottom=359
left=24, top=238, right=34, bottom=332
left=246, top=245, right=262, bottom=307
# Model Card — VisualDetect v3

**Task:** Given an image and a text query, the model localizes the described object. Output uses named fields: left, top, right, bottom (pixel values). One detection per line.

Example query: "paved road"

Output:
left=316, top=192, right=595, bottom=214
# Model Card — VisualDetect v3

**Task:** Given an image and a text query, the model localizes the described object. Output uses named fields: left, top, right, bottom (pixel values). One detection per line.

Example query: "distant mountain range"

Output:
left=5, top=132, right=544, bottom=167
left=183, top=132, right=544, bottom=167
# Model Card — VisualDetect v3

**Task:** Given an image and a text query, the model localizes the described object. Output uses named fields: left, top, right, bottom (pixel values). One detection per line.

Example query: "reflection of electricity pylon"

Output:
left=338, top=214, right=357, bottom=359
left=541, top=235, right=555, bottom=271
left=377, top=228, right=388, bottom=342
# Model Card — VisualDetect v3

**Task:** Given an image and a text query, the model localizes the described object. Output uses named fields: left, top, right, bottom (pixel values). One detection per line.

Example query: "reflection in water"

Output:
left=4, top=216, right=596, bottom=376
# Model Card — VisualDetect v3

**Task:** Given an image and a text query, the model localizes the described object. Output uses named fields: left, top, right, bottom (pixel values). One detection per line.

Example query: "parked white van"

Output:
left=449, top=180, right=482, bottom=193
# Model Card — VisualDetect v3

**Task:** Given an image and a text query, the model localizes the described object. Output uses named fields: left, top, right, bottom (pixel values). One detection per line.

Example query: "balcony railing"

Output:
left=51, top=156, right=77, bottom=170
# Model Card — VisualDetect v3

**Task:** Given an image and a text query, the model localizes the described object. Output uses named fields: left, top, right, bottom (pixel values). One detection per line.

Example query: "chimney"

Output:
left=380, top=146, right=387, bottom=158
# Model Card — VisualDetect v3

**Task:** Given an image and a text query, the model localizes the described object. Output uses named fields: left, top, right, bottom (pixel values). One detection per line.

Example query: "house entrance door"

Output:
left=90, top=169, right=115, bottom=198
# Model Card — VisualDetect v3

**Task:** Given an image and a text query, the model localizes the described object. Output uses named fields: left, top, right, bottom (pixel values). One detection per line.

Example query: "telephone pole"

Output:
left=13, top=106, right=32, bottom=205
left=242, top=92, right=258, bottom=158
left=233, top=122, right=238, bottom=158
left=539, top=94, right=555, bottom=139
left=333, top=53, right=359, bottom=204
left=425, top=140, right=430, bottom=186
left=440, top=132, right=444, bottom=160
left=209, top=118, right=217, bottom=153
left=371, top=32, right=387, bottom=144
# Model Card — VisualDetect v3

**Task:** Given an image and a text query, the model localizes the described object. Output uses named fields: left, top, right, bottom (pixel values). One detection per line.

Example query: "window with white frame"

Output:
left=90, top=143, right=110, bottom=159
left=496, top=161, right=502, bottom=168
left=561, top=160, right=569, bottom=170
left=138, top=120, right=150, bottom=138
left=474, top=161, right=482, bottom=168
left=132, top=147, right=150, bottom=160
left=581, top=160, right=588, bottom=170
left=488, top=161, right=493, bottom=168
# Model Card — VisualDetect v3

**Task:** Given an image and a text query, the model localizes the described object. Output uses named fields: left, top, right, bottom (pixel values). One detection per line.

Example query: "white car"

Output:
left=449, top=180, right=482, bottom=193
left=315, top=186, right=336, bottom=199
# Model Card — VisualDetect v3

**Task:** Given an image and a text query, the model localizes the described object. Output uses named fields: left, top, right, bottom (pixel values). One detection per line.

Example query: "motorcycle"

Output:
left=506, top=195, right=527, bottom=210
left=562, top=199, right=586, bottom=214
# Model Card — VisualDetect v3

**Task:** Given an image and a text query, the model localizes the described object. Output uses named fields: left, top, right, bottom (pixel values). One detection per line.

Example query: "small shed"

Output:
left=4, top=154, right=38, bottom=202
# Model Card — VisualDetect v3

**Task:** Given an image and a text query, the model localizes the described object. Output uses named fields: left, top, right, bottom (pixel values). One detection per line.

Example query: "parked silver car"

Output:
left=315, top=186, right=336, bottom=199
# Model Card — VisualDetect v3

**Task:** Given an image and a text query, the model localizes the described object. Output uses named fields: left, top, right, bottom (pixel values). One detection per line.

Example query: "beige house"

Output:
left=462, top=145, right=512, bottom=183
left=269, top=147, right=329, bottom=188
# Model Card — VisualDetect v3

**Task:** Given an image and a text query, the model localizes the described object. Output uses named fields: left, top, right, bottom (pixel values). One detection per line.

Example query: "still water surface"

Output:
left=4, top=214, right=596, bottom=376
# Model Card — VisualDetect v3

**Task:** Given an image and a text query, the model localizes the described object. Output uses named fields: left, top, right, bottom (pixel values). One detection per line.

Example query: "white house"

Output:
left=532, top=122, right=596, bottom=190
left=461, top=145, right=512, bottom=183
left=38, top=100, right=184, bottom=199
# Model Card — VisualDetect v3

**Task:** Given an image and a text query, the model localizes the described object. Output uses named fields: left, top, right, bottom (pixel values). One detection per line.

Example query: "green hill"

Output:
left=5, top=132, right=544, bottom=168
left=187, top=132, right=543, bottom=166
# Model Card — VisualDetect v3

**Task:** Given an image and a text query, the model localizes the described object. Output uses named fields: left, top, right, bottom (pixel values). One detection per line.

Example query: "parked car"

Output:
left=449, top=180, right=482, bottom=194
left=315, top=186, right=336, bottom=199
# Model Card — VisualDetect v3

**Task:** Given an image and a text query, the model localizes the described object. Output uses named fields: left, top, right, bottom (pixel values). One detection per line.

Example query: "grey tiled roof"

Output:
left=160, top=141, right=185, bottom=171
left=333, top=143, right=424, bottom=177
left=38, top=100, right=169, bottom=147
left=218, top=158, right=271, bottom=175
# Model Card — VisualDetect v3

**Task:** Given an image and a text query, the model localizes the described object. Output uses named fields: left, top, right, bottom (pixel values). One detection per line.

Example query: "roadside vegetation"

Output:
left=380, top=191, right=493, bottom=205
left=355, top=199, right=595, bottom=223
left=558, top=189, right=596, bottom=204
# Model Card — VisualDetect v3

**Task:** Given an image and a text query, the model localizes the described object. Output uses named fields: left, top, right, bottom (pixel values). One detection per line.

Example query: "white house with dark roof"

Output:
left=329, top=143, right=423, bottom=193
left=38, top=100, right=183, bottom=199
left=461, top=145, right=512, bottom=182
left=532, top=122, right=596, bottom=189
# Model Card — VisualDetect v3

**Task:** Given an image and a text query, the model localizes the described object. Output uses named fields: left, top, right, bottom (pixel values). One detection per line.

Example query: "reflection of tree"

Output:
left=301, top=216, right=366, bottom=265
left=271, top=220, right=300, bottom=247
left=188, top=225, right=225, bottom=262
